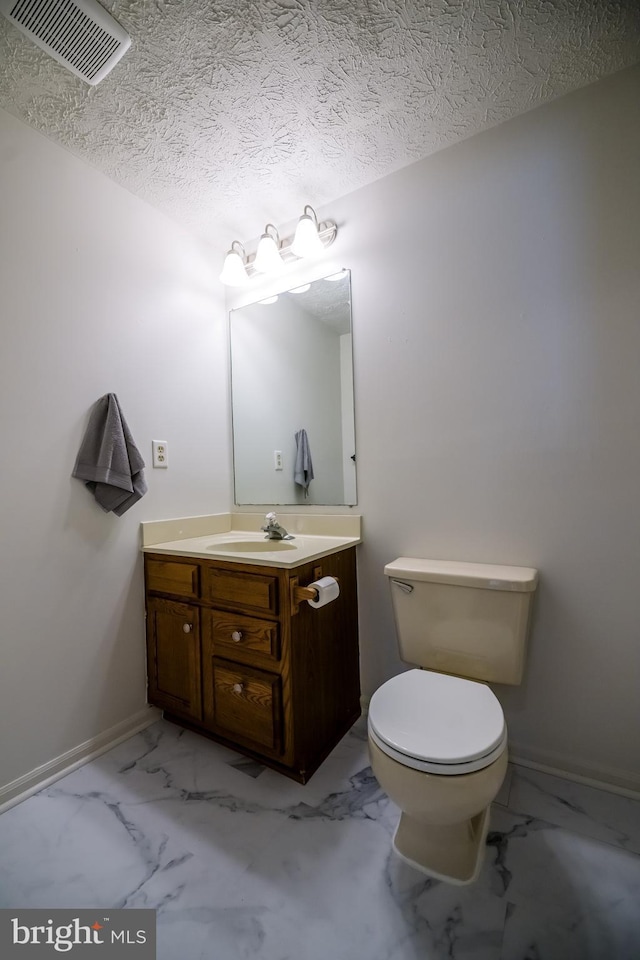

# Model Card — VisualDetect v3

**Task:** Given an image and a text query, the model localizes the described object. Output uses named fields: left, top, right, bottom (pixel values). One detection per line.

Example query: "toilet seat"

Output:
left=368, top=669, right=507, bottom=775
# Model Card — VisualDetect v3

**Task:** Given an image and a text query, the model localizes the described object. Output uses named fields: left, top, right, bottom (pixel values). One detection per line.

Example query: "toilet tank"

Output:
left=384, top=558, right=538, bottom=685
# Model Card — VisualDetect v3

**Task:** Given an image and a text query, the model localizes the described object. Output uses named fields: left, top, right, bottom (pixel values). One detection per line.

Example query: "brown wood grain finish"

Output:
left=211, top=658, right=283, bottom=752
left=146, top=597, right=202, bottom=720
left=209, top=610, right=280, bottom=664
left=204, top=566, right=278, bottom=615
left=288, top=549, right=361, bottom=773
left=144, top=549, right=360, bottom=782
left=146, top=558, right=199, bottom=599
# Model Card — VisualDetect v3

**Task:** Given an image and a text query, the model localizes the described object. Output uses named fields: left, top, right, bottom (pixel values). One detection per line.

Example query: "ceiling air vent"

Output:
left=0, top=0, right=131, bottom=85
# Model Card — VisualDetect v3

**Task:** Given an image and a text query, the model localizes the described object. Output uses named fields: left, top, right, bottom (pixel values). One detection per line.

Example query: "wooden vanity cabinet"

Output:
left=144, top=547, right=360, bottom=783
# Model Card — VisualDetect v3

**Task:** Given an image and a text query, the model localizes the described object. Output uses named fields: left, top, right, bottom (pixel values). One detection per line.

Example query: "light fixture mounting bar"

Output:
left=243, top=221, right=336, bottom=278
left=219, top=205, right=338, bottom=286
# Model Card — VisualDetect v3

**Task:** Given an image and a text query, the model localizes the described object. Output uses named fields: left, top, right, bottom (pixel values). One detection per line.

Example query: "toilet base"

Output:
left=392, top=806, right=491, bottom=885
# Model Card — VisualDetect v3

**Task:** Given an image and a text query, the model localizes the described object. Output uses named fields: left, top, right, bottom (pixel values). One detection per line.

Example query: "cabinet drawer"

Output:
left=212, top=659, right=282, bottom=752
left=146, top=558, right=199, bottom=599
left=204, top=567, right=278, bottom=615
left=210, top=611, right=280, bottom=664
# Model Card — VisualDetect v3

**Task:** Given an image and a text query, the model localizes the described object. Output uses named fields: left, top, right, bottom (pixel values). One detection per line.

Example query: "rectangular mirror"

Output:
left=230, top=269, right=356, bottom=505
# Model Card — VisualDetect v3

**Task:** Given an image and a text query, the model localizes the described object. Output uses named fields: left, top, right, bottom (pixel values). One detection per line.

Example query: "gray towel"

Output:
left=72, top=393, right=147, bottom=515
left=294, top=428, right=314, bottom=497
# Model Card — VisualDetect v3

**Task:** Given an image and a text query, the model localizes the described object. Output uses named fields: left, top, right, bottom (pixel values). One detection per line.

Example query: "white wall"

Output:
left=0, top=108, right=229, bottom=796
left=332, top=64, right=640, bottom=789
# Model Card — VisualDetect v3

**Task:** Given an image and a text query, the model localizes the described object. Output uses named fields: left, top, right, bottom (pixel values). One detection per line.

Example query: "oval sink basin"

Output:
left=208, top=540, right=297, bottom=553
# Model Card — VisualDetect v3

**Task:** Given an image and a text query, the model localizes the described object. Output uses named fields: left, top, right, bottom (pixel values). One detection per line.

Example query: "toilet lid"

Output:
left=368, top=670, right=506, bottom=772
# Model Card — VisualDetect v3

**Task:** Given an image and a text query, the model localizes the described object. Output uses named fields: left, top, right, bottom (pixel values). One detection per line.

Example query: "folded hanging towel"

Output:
left=72, top=393, right=147, bottom=516
left=294, top=428, right=314, bottom=498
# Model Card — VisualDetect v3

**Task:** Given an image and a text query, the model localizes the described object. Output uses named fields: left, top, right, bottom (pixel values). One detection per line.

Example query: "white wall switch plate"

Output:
left=152, top=440, right=168, bottom=468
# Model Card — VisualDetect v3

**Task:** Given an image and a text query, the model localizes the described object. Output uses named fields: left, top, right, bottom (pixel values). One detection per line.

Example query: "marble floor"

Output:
left=1, top=719, right=639, bottom=960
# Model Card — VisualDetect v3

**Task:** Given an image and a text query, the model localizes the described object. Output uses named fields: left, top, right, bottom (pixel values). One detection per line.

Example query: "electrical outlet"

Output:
left=274, top=450, right=283, bottom=471
left=152, top=440, right=168, bottom=468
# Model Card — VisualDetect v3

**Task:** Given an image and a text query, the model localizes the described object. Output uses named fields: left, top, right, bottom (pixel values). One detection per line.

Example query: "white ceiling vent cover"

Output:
left=0, top=0, right=131, bottom=85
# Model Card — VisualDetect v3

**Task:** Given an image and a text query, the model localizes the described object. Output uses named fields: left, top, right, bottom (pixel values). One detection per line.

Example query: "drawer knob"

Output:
left=231, top=630, right=243, bottom=643
left=182, top=623, right=193, bottom=634
left=232, top=682, right=244, bottom=694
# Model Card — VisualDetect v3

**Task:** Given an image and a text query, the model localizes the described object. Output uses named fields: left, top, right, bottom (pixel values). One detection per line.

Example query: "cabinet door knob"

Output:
left=231, top=630, right=243, bottom=643
left=182, top=623, right=193, bottom=634
left=232, top=682, right=244, bottom=694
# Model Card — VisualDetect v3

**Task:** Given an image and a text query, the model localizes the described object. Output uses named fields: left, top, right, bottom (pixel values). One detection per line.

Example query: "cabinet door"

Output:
left=146, top=597, right=202, bottom=721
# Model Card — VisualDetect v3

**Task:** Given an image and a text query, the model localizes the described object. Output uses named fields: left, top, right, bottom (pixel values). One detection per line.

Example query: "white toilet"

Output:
left=368, top=557, right=538, bottom=885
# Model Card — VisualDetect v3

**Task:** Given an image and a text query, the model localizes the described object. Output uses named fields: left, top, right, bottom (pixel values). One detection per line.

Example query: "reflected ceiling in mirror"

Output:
left=230, top=270, right=356, bottom=506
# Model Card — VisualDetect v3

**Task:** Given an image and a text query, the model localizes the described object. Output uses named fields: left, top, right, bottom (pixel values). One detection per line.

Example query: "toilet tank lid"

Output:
left=384, top=558, right=538, bottom=592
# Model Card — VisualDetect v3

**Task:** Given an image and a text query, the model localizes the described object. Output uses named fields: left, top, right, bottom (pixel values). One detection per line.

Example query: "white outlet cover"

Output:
left=152, top=440, right=168, bottom=468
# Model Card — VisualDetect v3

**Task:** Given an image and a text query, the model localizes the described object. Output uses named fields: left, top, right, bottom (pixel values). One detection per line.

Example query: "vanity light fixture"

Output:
left=219, top=205, right=337, bottom=286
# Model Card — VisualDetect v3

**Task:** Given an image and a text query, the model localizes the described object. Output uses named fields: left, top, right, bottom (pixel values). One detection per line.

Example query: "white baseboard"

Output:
left=508, top=742, right=640, bottom=800
left=0, top=707, right=161, bottom=815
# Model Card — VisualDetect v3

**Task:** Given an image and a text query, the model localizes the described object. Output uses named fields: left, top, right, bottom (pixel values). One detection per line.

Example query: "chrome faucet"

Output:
left=261, top=512, right=294, bottom=540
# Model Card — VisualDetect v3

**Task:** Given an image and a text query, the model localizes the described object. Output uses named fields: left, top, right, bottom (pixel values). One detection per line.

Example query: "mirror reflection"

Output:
left=230, top=270, right=356, bottom=505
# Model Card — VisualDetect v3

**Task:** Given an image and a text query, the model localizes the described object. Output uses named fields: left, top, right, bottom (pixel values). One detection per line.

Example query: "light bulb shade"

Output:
left=291, top=214, right=325, bottom=258
left=254, top=234, right=284, bottom=274
left=326, top=269, right=348, bottom=281
left=219, top=248, right=249, bottom=286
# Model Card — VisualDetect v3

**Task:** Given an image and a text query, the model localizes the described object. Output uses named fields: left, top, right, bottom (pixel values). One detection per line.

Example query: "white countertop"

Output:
left=141, top=512, right=361, bottom=568
left=143, top=530, right=361, bottom=568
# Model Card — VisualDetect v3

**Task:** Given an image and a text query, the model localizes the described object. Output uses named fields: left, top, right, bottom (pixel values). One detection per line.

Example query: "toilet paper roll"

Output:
left=307, top=576, right=340, bottom=609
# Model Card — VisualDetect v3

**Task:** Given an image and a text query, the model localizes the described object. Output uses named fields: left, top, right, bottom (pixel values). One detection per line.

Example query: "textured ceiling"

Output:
left=1, top=0, right=639, bottom=256
left=283, top=270, right=351, bottom=334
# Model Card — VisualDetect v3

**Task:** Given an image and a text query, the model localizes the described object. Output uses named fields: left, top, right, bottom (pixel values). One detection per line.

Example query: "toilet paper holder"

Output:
left=290, top=567, right=339, bottom=614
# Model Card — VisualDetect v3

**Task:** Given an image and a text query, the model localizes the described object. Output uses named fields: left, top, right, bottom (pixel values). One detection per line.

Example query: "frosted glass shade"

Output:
left=326, top=269, right=348, bottom=281
left=220, top=249, right=249, bottom=286
left=254, top=234, right=284, bottom=274
left=291, top=215, right=324, bottom=258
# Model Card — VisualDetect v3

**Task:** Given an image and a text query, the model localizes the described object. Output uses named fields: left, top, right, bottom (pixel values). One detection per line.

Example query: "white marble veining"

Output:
left=506, top=765, right=640, bottom=856
left=1, top=720, right=639, bottom=959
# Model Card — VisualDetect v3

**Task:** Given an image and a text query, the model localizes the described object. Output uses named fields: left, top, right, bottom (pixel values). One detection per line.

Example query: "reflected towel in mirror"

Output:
left=294, top=428, right=314, bottom=497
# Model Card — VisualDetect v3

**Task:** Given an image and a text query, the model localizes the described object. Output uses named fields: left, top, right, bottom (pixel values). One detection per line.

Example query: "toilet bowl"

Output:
left=368, top=669, right=508, bottom=884
left=369, top=556, right=537, bottom=885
